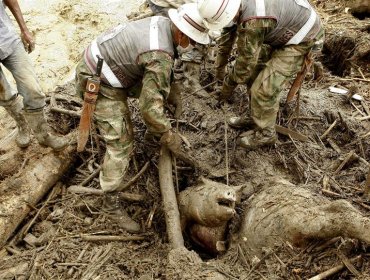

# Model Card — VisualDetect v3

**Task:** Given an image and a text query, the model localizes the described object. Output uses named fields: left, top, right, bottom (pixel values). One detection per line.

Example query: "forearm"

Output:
left=138, top=51, right=173, bottom=134
left=4, top=0, right=29, bottom=32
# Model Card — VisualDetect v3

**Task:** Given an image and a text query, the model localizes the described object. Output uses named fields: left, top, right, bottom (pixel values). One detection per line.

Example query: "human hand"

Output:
left=21, top=30, right=35, bottom=53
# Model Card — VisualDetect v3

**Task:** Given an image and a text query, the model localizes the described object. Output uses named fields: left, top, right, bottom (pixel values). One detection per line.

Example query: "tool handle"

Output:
left=95, top=55, right=104, bottom=77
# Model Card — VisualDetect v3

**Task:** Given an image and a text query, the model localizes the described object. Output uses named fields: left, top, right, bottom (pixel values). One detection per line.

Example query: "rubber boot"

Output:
left=23, top=109, right=68, bottom=151
left=103, top=193, right=141, bottom=233
left=3, top=96, right=31, bottom=148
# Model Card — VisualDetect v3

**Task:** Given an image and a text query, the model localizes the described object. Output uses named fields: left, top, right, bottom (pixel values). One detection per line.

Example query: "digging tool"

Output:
left=285, top=51, right=313, bottom=104
left=77, top=55, right=103, bottom=152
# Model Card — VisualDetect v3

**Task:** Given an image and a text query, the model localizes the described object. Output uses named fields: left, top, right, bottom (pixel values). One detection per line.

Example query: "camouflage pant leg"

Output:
left=215, top=26, right=237, bottom=79
left=250, top=43, right=312, bottom=131
left=75, top=60, right=133, bottom=192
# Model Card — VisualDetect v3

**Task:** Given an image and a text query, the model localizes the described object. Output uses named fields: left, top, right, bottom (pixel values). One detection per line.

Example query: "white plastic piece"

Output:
left=328, top=86, right=363, bottom=101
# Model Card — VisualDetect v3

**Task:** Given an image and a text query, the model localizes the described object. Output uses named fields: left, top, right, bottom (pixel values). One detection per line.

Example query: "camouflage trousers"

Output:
left=75, top=60, right=170, bottom=192
left=221, top=29, right=325, bottom=132
left=250, top=31, right=324, bottom=131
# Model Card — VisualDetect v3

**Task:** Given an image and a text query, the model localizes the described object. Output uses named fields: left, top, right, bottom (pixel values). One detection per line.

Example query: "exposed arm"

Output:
left=223, top=19, right=276, bottom=94
left=4, top=0, right=35, bottom=52
left=137, top=51, right=173, bottom=135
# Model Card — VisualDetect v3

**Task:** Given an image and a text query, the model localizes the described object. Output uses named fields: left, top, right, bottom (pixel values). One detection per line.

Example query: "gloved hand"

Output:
left=167, top=82, right=183, bottom=118
left=160, top=129, right=199, bottom=168
left=21, top=30, right=35, bottom=53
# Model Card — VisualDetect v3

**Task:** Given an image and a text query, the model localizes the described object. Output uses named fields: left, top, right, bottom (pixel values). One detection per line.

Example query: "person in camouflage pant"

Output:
left=75, top=4, right=209, bottom=195
left=202, top=0, right=324, bottom=150
left=75, top=52, right=173, bottom=192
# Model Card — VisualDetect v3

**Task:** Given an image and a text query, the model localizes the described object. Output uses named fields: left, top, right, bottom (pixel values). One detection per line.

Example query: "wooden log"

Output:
left=80, top=235, right=145, bottom=242
left=0, top=146, right=76, bottom=248
left=365, top=167, right=370, bottom=200
left=275, top=125, right=308, bottom=142
left=308, top=255, right=362, bottom=280
left=67, top=185, right=145, bottom=202
left=158, top=145, right=184, bottom=249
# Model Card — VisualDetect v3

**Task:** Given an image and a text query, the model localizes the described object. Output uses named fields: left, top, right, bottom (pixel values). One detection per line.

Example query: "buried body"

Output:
left=179, top=178, right=370, bottom=257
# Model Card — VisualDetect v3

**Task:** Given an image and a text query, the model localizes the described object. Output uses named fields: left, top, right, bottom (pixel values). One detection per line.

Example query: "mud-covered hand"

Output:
left=21, top=30, right=35, bottom=53
left=167, top=82, right=183, bottom=119
left=160, top=130, right=199, bottom=168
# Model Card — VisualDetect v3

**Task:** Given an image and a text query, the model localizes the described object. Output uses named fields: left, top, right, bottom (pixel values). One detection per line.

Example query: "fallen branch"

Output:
left=50, top=107, right=81, bottom=118
left=21, top=183, right=61, bottom=239
left=80, top=243, right=112, bottom=280
left=275, top=125, right=308, bottom=142
left=81, top=166, right=102, bottom=186
left=0, top=146, right=76, bottom=248
left=333, top=150, right=356, bottom=174
left=67, top=185, right=145, bottom=202
left=158, top=145, right=184, bottom=249
left=189, top=80, right=217, bottom=96
left=117, top=161, right=149, bottom=191
left=320, top=119, right=338, bottom=140
left=80, top=235, right=145, bottom=242
left=337, top=251, right=360, bottom=277
left=365, top=167, right=370, bottom=200
left=327, top=137, right=342, bottom=154
left=308, top=255, right=361, bottom=280
left=67, top=244, right=89, bottom=276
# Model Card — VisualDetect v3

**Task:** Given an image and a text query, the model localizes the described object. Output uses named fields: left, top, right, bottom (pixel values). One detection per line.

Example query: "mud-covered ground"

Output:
left=0, top=0, right=370, bottom=279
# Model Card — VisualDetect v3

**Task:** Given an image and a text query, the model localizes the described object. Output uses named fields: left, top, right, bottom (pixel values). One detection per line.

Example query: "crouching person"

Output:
left=75, top=4, right=209, bottom=231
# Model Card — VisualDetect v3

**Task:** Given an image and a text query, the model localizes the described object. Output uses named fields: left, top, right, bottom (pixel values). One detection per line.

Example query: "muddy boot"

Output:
left=23, top=109, right=68, bottom=151
left=227, top=116, right=255, bottom=129
left=239, top=128, right=277, bottom=150
left=103, top=193, right=141, bottom=233
left=3, top=96, right=31, bottom=148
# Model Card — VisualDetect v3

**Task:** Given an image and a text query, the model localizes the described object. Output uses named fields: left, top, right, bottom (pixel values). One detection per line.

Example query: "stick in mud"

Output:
left=308, top=255, right=362, bottom=280
left=365, top=167, right=370, bottom=200
left=158, top=145, right=184, bottom=249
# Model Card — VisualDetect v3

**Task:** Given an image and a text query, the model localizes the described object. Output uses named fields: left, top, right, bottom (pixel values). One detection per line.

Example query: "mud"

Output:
left=0, top=0, right=370, bottom=279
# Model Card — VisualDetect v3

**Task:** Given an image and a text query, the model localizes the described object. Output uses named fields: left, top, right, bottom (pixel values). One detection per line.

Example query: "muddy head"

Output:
left=178, top=178, right=237, bottom=229
left=178, top=178, right=237, bottom=255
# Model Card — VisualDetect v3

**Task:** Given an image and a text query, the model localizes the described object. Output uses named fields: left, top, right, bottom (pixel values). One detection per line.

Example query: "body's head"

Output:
left=198, top=0, right=242, bottom=30
left=169, top=2, right=210, bottom=50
